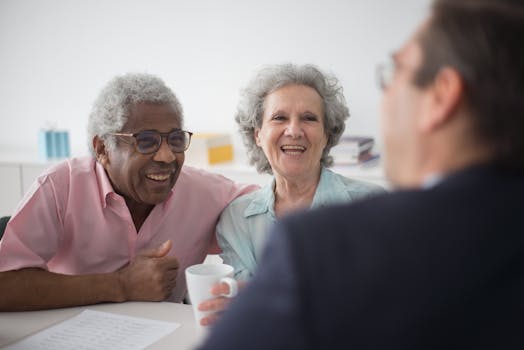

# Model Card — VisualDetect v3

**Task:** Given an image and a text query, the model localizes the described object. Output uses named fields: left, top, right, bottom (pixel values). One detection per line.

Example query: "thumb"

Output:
left=141, top=240, right=172, bottom=258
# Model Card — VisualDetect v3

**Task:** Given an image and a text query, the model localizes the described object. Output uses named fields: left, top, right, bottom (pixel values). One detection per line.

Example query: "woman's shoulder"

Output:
left=324, top=168, right=386, bottom=196
left=223, top=184, right=272, bottom=214
left=217, top=184, right=272, bottom=238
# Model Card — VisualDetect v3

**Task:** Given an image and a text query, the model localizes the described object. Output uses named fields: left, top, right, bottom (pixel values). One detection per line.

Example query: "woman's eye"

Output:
left=303, top=115, right=318, bottom=122
left=272, top=115, right=286, bottom=121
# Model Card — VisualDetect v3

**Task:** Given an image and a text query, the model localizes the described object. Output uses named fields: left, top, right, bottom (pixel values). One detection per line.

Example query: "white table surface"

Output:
left=0, top=302, right=206, bottom=349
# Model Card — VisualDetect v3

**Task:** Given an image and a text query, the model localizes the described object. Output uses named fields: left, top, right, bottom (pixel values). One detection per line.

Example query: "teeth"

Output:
left=146, top=174, right=170, bottom=181
left=281, top=145, right=306, bottom=152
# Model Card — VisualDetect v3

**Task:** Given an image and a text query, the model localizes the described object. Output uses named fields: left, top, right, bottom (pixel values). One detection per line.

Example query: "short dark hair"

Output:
left=415, top=0, right=524, bottom=170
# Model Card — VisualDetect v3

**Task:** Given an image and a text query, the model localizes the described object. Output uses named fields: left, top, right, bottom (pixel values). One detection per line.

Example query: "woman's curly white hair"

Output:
left=236, top=63, right=349, bottom=174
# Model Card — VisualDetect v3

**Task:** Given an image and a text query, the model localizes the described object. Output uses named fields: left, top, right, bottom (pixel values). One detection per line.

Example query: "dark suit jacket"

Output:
left=200, top=165, right=524, bottom=349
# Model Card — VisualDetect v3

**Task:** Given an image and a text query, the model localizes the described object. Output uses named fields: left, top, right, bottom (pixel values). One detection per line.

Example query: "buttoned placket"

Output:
left=107, top=193, right=138, bottom=260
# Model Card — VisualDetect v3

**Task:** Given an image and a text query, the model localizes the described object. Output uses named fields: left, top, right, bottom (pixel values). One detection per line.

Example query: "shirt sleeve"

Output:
left=200, top=222, right=308, bottom=350
left=0, top=174, right=64, bottom=271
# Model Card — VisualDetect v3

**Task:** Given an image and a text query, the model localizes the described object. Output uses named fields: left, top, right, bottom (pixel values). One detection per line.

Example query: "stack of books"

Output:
left=331, top=135, right=377, bottom=165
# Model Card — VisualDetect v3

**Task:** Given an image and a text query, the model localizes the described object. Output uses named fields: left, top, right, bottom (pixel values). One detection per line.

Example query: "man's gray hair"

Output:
left=236, top=63, right=349, bottom=174
left=87, top=73, right=183, bottom=157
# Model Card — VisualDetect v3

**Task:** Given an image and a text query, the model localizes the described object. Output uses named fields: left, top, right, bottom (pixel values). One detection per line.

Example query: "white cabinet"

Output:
left=21, top=164, right=51, bottom=195
left=331, top=164, right=390, bottom=189
left=206, top=162, right=389, bottom=189
left=0, top=161, right=50, bottom=216
left=0, top=163, right=23, bottom=215
left=202, top=164, right=272, bottom=187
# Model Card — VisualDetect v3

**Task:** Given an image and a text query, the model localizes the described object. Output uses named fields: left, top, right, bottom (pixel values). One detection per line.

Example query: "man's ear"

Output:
left=420, top=67, right=464, bottom=133
left=93, top=136, right=109, bottom=166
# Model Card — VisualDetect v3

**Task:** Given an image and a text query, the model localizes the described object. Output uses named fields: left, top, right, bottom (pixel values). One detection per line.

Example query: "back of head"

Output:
left=416, top=0, right=524, bottom=170
left=86, top=73, right=183, bottom=157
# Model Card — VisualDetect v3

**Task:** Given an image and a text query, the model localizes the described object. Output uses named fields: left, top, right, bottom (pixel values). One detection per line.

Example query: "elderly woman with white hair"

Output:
left=197, top=63, right=384, bottom=325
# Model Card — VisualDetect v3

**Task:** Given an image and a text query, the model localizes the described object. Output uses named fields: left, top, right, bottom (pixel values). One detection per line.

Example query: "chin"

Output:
left=144, top=195, right=169, bottom=206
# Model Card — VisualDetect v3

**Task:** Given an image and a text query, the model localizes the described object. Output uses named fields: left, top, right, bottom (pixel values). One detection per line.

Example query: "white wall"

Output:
left=0, top=0, right=430, bottom=159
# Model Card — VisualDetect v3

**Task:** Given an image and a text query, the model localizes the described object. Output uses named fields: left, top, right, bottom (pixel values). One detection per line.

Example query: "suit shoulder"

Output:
left=281, top=190, right=425, bottom=241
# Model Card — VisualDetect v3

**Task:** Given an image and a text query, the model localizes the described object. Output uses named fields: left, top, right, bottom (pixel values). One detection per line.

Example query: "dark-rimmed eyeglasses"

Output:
left=376, top=56, right=396, bottom=90
left=108, top=129, right=193, bottom=154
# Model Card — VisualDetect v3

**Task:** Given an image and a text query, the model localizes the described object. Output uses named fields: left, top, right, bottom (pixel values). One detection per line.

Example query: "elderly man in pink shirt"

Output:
left=0, top=73, right=256, bottom=311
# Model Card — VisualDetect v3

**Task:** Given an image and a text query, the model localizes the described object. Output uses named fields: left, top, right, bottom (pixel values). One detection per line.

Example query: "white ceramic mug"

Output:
left=185, top=263, right=238, bottom=329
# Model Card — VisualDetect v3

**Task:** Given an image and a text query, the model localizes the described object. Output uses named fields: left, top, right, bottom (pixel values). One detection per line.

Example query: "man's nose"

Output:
left=153, top=138, right=177, bottom=163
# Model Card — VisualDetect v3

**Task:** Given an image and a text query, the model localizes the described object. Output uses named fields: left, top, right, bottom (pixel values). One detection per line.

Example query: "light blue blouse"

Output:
left=217, top=167, right=385, bottom=281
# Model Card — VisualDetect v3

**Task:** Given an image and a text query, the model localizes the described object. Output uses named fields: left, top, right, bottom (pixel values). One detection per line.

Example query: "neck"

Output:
left=273, top=169, right=321, bottom=217
left=125, top=199, right=154, bottom=232
left=395, top=112, right=495, bottom=189
left=413, top=134, right=494, bottom=189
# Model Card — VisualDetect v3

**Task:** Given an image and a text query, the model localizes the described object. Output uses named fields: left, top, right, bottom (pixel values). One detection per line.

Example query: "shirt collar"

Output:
left=95, top=160, right=115, bottom=208
left=310, top=167, right=352, bottom=206
left=421, top=172, right=445, bottom=189
left=244, top=177, right=276, bottom=218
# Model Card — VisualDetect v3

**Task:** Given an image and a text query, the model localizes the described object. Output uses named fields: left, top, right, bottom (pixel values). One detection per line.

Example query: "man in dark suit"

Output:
left=200, top=0, right=524, bottom=349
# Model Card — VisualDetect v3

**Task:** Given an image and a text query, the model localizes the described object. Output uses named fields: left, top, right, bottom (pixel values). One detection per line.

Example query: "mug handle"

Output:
left=219, top=277, right=238, bottom=298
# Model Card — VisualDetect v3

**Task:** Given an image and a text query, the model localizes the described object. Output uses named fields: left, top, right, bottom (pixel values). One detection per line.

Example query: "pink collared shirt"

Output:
left=0, top=157, right=257, bottom=302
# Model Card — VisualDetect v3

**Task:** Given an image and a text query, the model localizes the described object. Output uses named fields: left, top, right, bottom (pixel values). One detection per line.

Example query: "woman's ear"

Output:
left=93, top=136, right=109, bottom=166
left=254, top=128, right=261, bottom=147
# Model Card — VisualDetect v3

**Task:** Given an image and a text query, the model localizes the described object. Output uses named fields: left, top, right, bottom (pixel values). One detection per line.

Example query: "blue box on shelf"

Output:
left=38, top=129, right=70, bottom=160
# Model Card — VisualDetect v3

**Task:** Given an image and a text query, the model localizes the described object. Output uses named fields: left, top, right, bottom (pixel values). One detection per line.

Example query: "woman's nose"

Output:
left=284, top=119, right=304, bottom=138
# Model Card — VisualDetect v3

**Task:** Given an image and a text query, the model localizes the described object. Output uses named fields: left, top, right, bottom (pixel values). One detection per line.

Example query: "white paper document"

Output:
left=4, top=309, right=180, bottom=350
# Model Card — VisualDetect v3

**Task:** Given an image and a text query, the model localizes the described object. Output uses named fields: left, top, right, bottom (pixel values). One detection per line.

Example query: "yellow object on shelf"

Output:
left=185, top=133, right=234, bottom=166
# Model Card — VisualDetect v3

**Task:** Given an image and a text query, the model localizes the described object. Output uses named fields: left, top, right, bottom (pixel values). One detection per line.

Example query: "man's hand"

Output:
left=117, top=240, right=179, bottom=301
left=198, top=280, right=245, bottom=326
